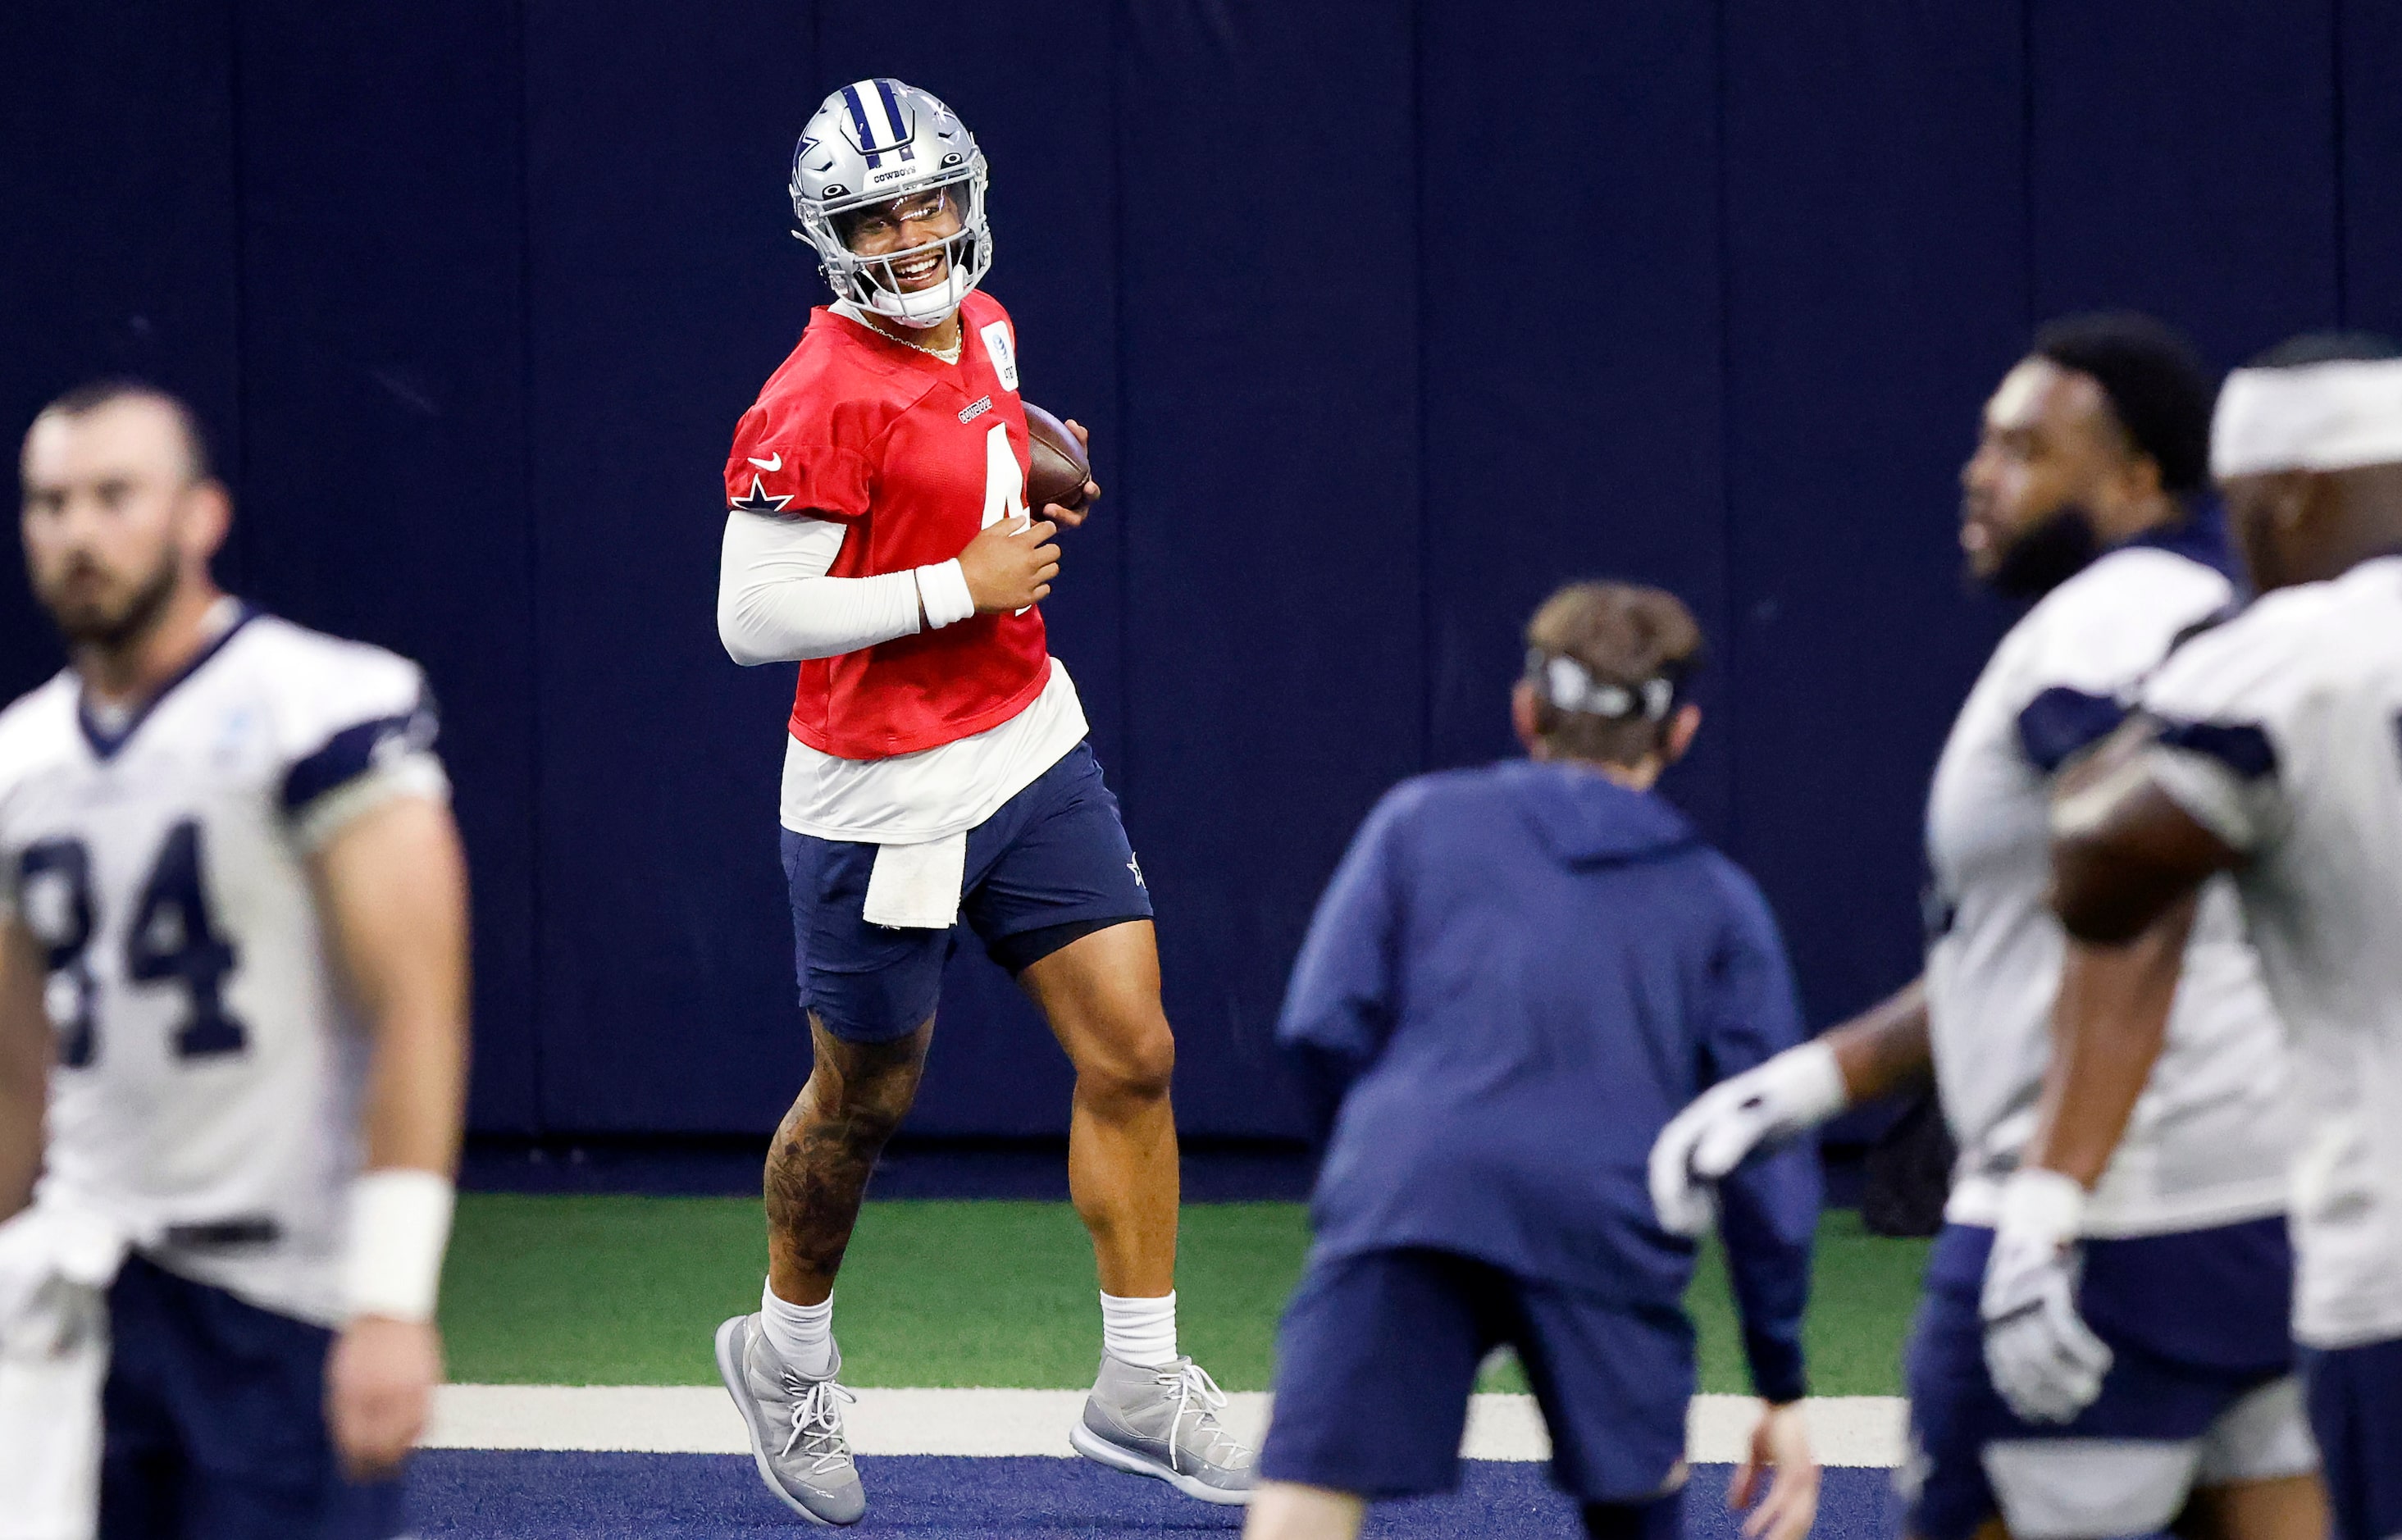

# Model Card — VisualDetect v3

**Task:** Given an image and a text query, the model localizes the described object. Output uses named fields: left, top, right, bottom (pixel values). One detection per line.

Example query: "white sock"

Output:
left=1101, top=1290, right=1178, bottom=1368
left=760, top=1280, right=837, bottom=1378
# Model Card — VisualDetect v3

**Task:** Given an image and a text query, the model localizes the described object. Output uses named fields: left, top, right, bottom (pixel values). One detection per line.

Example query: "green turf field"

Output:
left=440, top=1196, right=1927, bottom=1396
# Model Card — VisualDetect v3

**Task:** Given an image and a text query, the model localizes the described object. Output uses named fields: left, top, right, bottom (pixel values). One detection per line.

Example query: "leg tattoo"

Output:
left=765, top=1017, right=930, bottom=1305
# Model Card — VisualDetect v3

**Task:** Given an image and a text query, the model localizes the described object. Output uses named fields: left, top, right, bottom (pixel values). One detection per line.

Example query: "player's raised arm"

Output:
left=0, top=918, right=47, bottom=1222
left=309, top=789, right=471, bottom=1477
left=2048, top=718, right=2246, bottom=945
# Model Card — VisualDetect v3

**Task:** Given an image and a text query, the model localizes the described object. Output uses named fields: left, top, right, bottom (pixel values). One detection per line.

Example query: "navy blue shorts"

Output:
left=781, top=741, right=1154, bottom=1043
left=1903, top=1219, right=2310, bottom=1540
left=1261, top=1246, right=1693, bottom=1506
left=2301, top=1335, right=2402, bottom=1540
left=100, top=1253, right=406, bottom=1540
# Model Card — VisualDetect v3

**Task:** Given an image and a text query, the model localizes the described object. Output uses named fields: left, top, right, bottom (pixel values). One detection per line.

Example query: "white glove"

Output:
left=1649, top=1041, right=1848, bottom=1237
left=1980, top=1167, right=2112, bottom=1424
left=0, top=1203, right=131, bottom=1354
left=0, top=1204, right=123, bottom=1540
left=0, top=1208, right=69, bottom=1352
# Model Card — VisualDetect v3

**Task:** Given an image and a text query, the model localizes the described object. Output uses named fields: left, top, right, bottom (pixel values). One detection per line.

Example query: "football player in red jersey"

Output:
left=708, top=79, right=1254, bottom=1525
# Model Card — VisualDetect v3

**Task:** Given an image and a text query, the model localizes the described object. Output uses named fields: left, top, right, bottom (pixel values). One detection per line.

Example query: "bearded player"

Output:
left=1651, top=316, right=2322, bottom=1540
left=709, top=79, right=1254, bottom=1525
left=0, top=382, right=467, bottom=1538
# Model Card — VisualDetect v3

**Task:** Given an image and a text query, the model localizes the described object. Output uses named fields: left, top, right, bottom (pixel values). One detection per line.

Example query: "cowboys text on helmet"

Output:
left=790, top=79, right=993, bottom=330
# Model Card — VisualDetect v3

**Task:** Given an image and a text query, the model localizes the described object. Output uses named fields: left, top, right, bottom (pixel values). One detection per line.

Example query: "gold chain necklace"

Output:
left=891, top=328, right=962, bottom=364
left=843, top=302, right=961, bottom=363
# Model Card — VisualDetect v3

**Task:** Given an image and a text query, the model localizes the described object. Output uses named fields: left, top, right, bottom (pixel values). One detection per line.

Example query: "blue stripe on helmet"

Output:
left=842, top=84, right=883, bottom=169
left=875, top=79, right=910, bottom=146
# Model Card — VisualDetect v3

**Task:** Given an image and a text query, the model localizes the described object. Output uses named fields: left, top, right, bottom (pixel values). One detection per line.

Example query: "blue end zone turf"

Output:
left=412, top=1453, right=1897, bottom=1538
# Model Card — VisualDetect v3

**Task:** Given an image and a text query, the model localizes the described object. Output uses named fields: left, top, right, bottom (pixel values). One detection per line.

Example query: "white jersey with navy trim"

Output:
left=2140, top=554, right=2402, bottom=1347
left=0, top=606, right=446, bottom=1327
left=1926, top=540, right=2293, bottom=1237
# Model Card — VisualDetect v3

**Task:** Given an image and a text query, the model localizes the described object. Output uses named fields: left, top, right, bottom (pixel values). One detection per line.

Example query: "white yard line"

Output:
left=424, top=1385, right=1905, bottom=1467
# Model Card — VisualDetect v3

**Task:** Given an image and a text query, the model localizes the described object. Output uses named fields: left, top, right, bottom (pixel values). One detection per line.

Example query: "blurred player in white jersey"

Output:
left=2049, top=331, right=2402, bottom=1540
left=0, top=382, right=468, bottom=1539
left=1652, top=316, right=2324, bottom=1540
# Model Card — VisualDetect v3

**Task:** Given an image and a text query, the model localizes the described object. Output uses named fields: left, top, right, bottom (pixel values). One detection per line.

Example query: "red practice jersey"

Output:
left=725, top=290, right=1051, bottom=759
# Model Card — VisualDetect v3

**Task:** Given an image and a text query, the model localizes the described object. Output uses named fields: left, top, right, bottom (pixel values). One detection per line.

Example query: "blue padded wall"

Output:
left=1720, top=0, right=2028, bottom=1037
left=2341, top=0, right=2402, bottom=336
left=0, top=2, right=2369, bottom=1137
left=1417, top=6, right=1731, bottom=845
left=1114, top=2, right=1423, bottom=1135
left=226, top=0, right=542, bottom=1132
left=1, top=1, right=242, bottom=695
left=2028, top=0, right=2340, bottom=368
left=517, top=1, right=822, bottom=1133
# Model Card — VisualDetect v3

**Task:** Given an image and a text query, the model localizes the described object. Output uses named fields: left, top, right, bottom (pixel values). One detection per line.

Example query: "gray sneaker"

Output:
left=713, top=1314, right=867, bottom=1526
left=1069, top=1354, right=1256, bottom=1505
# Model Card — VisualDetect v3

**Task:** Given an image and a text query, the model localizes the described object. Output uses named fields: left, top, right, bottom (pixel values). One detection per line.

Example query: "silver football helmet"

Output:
left=790, top=79, right=991, bottom=329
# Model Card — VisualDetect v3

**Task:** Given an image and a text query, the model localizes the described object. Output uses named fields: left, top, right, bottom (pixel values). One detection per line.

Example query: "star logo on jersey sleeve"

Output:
left=730, top=472, right=793, bottom=514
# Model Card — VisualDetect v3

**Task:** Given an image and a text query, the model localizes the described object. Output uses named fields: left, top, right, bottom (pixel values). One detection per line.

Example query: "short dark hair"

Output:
left=2031, top=312, right=2214, bottom=495
left=32, top=378, right=216, bottom=483
left=1523, top=581, right=1702, bottom=768
left=2245, top=330, right=2402, bottom=370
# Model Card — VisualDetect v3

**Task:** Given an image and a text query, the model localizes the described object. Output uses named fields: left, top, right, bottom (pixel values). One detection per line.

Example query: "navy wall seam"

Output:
left=2020, top=0, right=2038, bottom=331
left=225, top=0, right=253, bottom=580
left=513, top=0, right=547, bottom=1135
left=1110, top=0, right=1134, bottom=825
left=1711, top=0, right=1739, bottom=857
left=2332, top=0, right=2349, bottom=323
left=1411, top=0, right=1431, bottom=775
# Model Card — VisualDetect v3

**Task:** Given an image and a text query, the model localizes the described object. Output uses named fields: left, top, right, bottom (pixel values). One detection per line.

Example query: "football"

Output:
left=1023, top=402, right=1093, bottom=516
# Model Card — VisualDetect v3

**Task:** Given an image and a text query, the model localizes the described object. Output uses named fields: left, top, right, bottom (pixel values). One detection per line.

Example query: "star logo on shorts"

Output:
left=1127, top=854, right=1146, bottom=889
left=730, top=473, right=792, bottom=514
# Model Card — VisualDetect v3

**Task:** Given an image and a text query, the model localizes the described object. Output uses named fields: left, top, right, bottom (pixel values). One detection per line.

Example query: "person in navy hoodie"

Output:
left=1242, top=581, right=1822, bottom=1540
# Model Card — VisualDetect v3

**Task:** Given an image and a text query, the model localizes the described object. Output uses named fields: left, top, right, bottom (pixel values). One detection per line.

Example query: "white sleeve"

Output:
left=715, top=512, right=978, bottom=665
left=292, top=754, right=450, bottom=853
left=2136, top=602, right=2307, bottom=854
left=273, top=648, right=451, bottom=853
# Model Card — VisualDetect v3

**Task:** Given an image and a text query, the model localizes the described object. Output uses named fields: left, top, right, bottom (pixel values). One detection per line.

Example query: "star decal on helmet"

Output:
left=730, top=473, right=793, bottom=515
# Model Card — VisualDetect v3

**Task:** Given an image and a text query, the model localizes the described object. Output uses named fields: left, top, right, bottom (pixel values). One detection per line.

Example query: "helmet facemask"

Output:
left=796, top=165, right=991, bottom=330
left=790, top=80, right=994, bottom=329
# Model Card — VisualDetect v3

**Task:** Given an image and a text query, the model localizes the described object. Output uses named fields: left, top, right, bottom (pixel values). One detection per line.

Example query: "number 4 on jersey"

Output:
left=125, top=821, right=246, bottom=1059
left=981, top=420, right=1028, bottom=529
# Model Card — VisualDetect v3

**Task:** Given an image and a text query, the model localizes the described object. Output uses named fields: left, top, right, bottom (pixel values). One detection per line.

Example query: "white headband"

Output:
left=2213, top=358, right=2402, bottom=478
left=1534, top=654, right=1675, bottom=722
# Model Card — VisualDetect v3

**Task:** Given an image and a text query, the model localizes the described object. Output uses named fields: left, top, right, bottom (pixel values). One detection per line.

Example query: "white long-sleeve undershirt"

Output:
left=716, top=511, right=974, bottom=665
left=718, top=501, right=1088, bottom=843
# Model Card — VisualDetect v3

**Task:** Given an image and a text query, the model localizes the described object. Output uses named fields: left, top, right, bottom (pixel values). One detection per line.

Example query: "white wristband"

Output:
left=1997, top=1165, right=2087, bottom=1247
left=914, top=559, right=976, bottom=629
left=1775, top=1038, right=1852, bottom=1126
left=342, top=1168, right=455, bottom=1323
